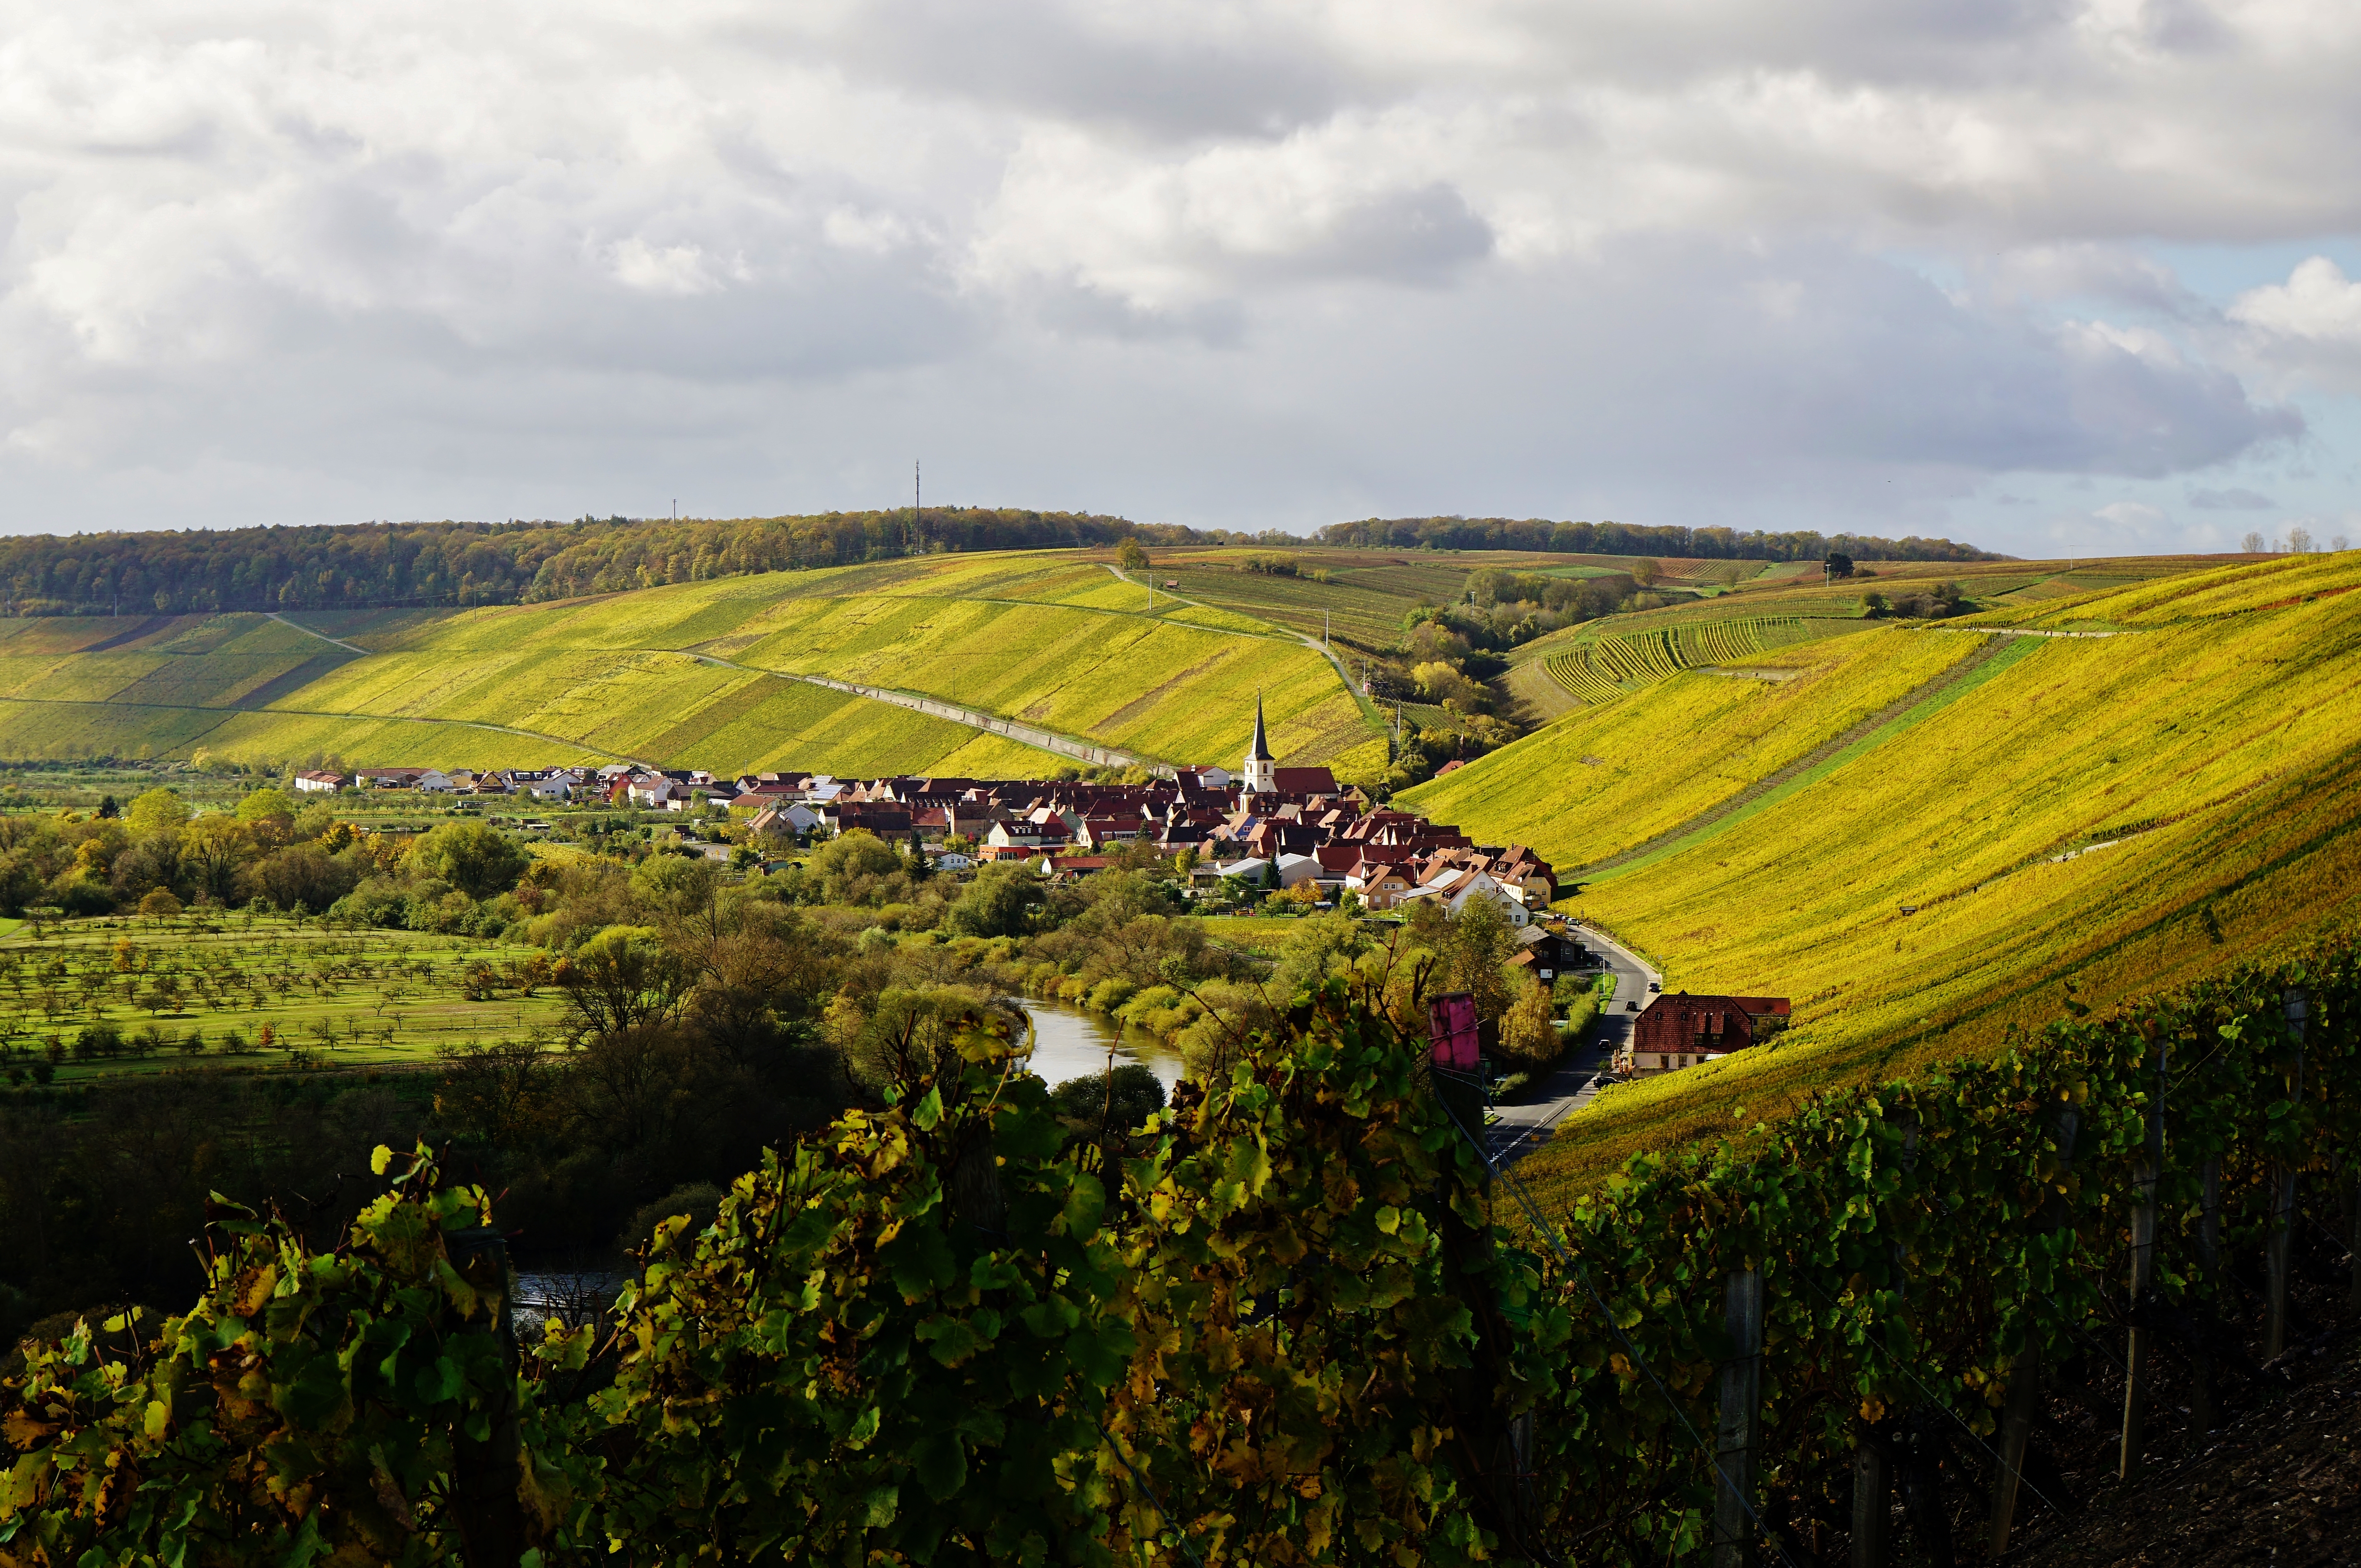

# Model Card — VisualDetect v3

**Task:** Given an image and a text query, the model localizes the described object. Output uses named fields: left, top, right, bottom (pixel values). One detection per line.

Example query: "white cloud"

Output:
left=0, top=0, right=2354, bottom=548
left=2231, top=257, right=2361, bottom=340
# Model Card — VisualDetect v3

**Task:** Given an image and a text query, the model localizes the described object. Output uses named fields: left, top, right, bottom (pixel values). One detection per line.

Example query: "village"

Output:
left=288, top=696, right=1777, bottom=1083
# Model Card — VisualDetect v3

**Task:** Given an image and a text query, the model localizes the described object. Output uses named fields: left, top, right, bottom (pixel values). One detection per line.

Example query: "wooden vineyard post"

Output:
left=2192, top=1157, right=2223, bottom=1436
left=1850, top=1428, right=1891, bottom=1568
left=1714, top=1267, right=1764, bottom=1568
left=1990, top=1104, right=2080, bottom=1557
left=2265, top=988, right=2308, bottom=1363
left=2120, top=1038, right=2167, bottom=1480
left=446, top=1226, right=523, bottom=1568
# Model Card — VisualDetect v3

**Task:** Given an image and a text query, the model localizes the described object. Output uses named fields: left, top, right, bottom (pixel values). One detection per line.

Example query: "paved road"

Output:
left=1098, top=563, right=1388, bottom=735
left=1487, top=921, right=1662, bottom=1166
left=684, top=652, right=1170, bottom=776
left=267, top=612, right=369, bottom=655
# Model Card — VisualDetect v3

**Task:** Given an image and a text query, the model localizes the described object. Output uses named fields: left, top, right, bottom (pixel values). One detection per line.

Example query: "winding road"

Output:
left=1487, top=921, right=1660, bottom=1166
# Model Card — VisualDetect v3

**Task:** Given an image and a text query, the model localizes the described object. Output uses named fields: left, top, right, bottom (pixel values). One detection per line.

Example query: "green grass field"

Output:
left=1409, top=551, right=2361, bottom=1197
left=0, top=912, right=569, bottom=1084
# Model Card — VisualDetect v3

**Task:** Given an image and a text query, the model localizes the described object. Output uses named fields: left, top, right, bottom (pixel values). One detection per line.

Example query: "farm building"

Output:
left=1619, top=993, right=1792, bottom=1076
left=1509, top=925, right=1585, bottom=982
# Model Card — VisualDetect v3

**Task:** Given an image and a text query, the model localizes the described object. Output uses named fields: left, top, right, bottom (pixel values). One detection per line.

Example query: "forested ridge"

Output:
left=0, top=512, right=1218, bottom=617
left=1319, top=514, right=2000, bottom=561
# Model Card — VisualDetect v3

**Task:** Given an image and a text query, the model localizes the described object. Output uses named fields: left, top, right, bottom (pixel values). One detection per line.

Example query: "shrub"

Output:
left=329, top=877, right=415, bottom=929
left=1083, top=977, right=1135, bottom=1013
left=946, top=863, right=1044, bottom=939
left=57, top=877, right=115, bottom=918
left=408, top=819, right=529, bottom=900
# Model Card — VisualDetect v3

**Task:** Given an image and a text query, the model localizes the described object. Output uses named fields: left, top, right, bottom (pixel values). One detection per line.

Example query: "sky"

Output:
left=4, top=1, right=2360, bottom=558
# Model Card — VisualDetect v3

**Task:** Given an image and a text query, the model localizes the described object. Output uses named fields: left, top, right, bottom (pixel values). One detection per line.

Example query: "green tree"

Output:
left=235, top=786, right=296, bottom=827
left=1494, top=968, right=1559, bottom=1068
left=124, top=788, right=190, bottom=839
left=407, top=820, right=529, bottom=900
left=552, top=925, right=693, bottom=1043
left=629, top=853, right=718, bottom=920
left=944, top=862, right=1045, bottom=938
left=807, top=828, right=903, bottom=903
left=1117, top=536, right=1148, bottom=571
left=1439, top=893, right=1518, bottom=1024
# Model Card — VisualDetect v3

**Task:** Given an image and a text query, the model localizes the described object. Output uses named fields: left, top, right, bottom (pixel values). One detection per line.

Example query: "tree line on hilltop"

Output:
left=1318, top=514, right=1998, bottom=561
left=0, top=512, right=1244, bottom=618
left=0, top=511, right=1993, bottom=618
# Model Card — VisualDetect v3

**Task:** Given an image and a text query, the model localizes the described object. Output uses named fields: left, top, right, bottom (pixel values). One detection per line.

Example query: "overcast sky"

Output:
left=5, top=1, right=2360, bottom=556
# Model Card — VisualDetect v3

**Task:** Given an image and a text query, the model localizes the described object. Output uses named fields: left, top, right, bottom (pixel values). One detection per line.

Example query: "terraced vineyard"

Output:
left=1538, top=616, right=1838, bottom=705
left=0, top=551, right=1390, bottom=780
left=1409, top=550, right=2361, bottom=1194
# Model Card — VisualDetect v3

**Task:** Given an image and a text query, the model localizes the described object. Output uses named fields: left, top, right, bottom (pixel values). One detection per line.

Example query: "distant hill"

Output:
left=0, top=549, right=1393, bottom=782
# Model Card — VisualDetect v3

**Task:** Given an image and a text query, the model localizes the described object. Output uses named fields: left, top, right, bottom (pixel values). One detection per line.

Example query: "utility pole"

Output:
left=913, top=459, right=922, bottom=556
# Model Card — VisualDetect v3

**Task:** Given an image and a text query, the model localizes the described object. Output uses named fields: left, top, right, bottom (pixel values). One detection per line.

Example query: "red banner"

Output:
left=1428, top=991, right=1479, bottom=1071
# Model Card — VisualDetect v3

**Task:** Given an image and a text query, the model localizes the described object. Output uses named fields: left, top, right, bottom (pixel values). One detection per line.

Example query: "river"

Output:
left=1017, top=999, right=1185, bottom=1094
left=516, top=1003, right=1183, bottom=1329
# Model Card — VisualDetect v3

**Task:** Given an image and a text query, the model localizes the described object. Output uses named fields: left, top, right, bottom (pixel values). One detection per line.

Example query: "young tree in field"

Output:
left=1117, top=536, right=1149, bottom=571
left=137, top=886, right=181, bottom=921
left=2242, top=530, right=2267, bottom=553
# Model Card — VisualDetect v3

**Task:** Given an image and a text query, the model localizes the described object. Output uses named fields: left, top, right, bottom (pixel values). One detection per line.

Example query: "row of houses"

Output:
left=728, top=767, right=1556, bottom=922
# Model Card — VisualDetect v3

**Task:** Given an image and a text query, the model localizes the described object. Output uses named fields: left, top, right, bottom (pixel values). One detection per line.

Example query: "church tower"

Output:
left=1243, top=691, right=1277, bottom=793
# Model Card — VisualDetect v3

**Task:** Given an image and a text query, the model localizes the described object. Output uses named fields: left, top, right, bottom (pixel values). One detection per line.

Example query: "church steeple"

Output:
left=1243, top=691, right=1277, bottom=792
